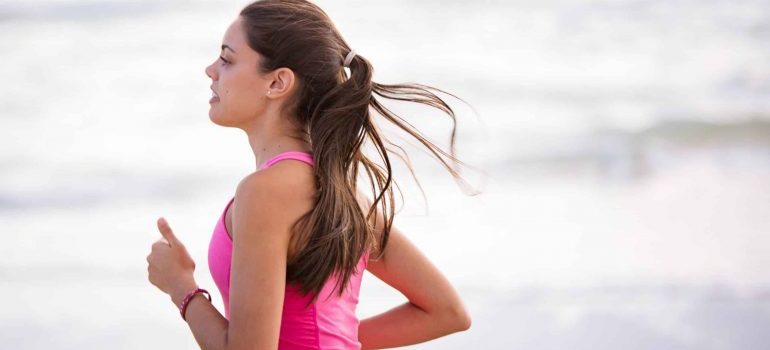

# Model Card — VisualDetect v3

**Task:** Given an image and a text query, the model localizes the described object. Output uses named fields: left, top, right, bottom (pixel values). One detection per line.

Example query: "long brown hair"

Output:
left=239, top=0, right=481, bottom=308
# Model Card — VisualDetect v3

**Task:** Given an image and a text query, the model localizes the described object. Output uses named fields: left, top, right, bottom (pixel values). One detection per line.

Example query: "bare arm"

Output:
left=355, top=191, right=471, bottom=350
left=170, top=282, right=229, bottom=350
left=170, top=166, right=313, bottom=350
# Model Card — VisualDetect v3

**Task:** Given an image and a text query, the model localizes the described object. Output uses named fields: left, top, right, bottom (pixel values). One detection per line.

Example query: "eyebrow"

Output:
left=221, top=44, right=236, bottom=53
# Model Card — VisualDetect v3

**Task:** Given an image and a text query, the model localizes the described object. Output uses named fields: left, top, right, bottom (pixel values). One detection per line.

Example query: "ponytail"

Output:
left=240, top=0, right=482, bottom=308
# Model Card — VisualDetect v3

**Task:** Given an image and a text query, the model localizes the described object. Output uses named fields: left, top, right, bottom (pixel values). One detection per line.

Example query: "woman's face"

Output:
left=205, top=16, right=270, bottom=127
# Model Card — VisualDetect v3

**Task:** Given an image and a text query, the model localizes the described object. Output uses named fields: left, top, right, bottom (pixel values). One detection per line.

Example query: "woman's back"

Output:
left=208, top=151, right=369, bottom=350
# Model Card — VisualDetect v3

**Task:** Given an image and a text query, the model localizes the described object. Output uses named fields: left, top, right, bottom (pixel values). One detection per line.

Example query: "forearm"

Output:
left=170, top=282, right=229, bottom=350
left=358, top=301, right=466, bottom=350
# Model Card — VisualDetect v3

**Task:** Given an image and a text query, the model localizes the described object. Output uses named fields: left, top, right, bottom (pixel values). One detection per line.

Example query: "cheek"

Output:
left=211, top=77, right=265, bottom=123
left=221, top=88, right=251, bottom=116
left=215, top=75, right=240, bottom=111
left=230, top=77, right=266, bottom=109
left=219, top=75, right=246, bottom=106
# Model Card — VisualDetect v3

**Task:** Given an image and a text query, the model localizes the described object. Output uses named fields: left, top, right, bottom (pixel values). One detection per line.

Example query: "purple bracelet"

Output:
left=179, top=287, right=211, bottom=321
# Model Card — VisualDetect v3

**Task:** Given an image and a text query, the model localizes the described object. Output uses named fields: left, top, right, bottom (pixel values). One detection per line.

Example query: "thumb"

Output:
left=157, top=217, right=179, bottom=246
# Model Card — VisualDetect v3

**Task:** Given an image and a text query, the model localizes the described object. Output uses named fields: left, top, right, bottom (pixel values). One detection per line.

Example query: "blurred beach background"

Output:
left=1, top=0, right=769, bottom=348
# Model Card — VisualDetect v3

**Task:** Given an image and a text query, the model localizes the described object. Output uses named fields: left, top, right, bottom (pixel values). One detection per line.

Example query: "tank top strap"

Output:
left=259, top=151, right=315, bottom=170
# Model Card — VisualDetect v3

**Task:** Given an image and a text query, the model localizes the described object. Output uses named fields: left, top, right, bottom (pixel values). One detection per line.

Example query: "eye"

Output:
left=219, top=56, right=230, bottom=65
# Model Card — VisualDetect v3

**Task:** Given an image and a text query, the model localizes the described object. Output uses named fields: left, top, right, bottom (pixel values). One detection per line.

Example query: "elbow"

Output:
left=456, top=308, right=472, bottom=332
left=442, top=303, right=472, bottom=332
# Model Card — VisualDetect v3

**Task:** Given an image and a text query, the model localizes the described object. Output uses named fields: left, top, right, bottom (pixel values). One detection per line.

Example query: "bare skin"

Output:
left=155, top=15, right=471, bottom=350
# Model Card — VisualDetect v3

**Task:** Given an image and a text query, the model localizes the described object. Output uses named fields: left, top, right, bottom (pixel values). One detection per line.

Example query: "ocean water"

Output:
left=1, top=0, right=769, bottom=349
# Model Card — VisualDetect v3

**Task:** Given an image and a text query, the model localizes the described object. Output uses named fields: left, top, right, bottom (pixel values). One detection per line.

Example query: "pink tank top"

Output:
left=207, top=151, right=369, bottom=350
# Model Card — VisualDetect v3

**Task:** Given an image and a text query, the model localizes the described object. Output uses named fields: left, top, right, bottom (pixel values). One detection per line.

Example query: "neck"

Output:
left=242, top=109, right=311, bottom=171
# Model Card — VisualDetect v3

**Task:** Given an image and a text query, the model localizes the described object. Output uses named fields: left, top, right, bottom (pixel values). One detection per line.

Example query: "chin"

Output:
left=209, top=107, right=227, bottom=126
left=209, top=108, right=241, bottom=128
left=208, top=108, right=218, bottom=122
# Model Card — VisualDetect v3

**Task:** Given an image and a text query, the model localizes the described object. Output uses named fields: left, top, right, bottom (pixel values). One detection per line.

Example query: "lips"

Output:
left=210, top=86, right=219, bottom=103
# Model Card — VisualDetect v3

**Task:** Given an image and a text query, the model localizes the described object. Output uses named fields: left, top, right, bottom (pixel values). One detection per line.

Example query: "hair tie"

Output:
left=343, top=49, right=356, bottom=68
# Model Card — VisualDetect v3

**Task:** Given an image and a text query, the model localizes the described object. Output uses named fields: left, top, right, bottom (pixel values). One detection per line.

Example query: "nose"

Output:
left=205, top=60, right=217, bottom=80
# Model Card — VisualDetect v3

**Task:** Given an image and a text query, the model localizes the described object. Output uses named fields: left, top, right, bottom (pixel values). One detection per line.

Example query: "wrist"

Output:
left=170, top=278, right=199, bottom=306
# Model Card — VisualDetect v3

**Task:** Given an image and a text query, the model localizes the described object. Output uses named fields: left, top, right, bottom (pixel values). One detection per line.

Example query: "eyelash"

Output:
left=219, top=56, right=230, bottom=65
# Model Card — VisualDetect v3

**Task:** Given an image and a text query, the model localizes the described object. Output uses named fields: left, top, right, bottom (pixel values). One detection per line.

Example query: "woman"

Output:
left=146, top=1, right=474, bottom=349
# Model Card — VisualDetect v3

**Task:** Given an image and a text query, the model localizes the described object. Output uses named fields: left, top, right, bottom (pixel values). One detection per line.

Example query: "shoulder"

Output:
left=238, top=161, right=315, bottom=196
left=234, top=162, right=316, bottom=222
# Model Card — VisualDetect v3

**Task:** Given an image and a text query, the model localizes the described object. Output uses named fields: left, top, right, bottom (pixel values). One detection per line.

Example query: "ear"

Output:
left=265, top=67, right=296, bottom=99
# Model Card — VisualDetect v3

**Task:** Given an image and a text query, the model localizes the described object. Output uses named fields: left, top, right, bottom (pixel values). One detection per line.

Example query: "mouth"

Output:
left=210, top=87, right=219, bottom=103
